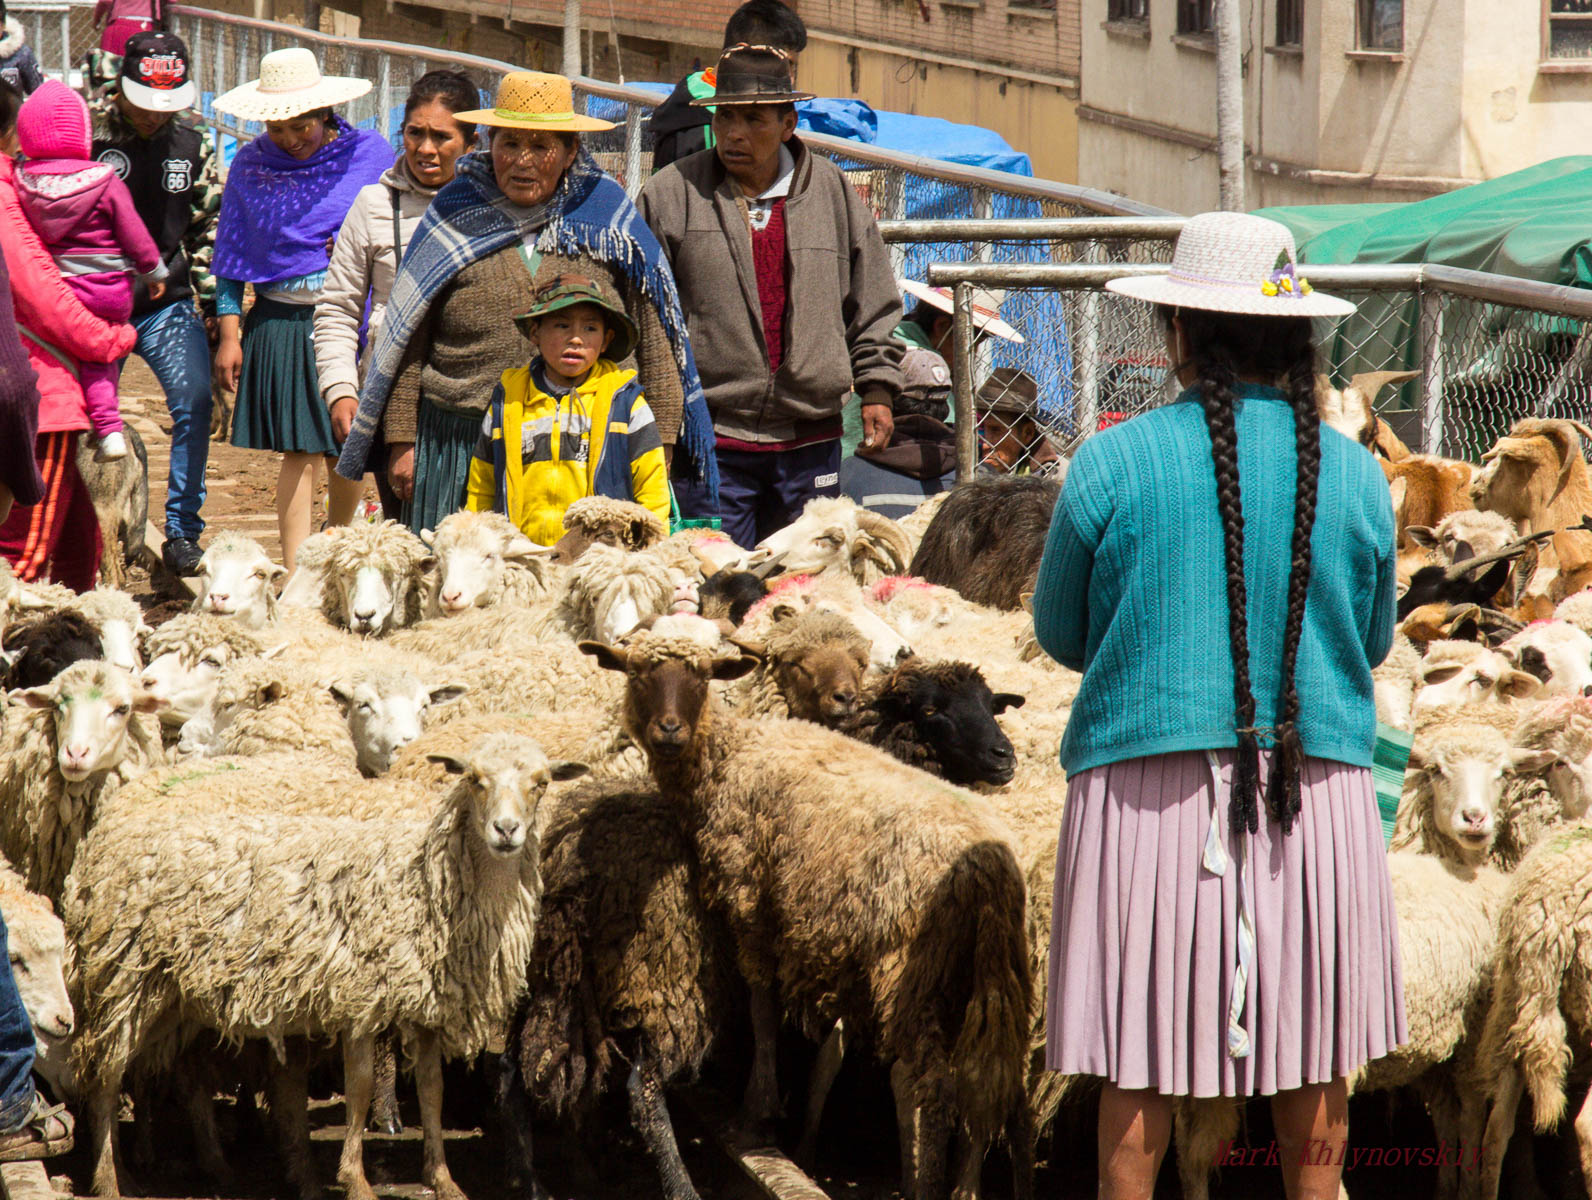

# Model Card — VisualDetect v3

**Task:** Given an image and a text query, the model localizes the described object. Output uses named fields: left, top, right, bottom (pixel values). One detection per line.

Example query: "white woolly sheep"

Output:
left=1472, top=824, right=1592, bottom=1200
left=65, top=731, right=589, bottom=1200
left=541, top=542, right=680, bottom=646
left=139, top=613, right=270, bottom=731
left=319, top=520, right=434, bottom=636
left=1374, top=634, right=1421, bottom=732
left=191, top=532, right=286, bottom=629
left=179, top=657, right=466, bottom=777
left=584, top=633, right=1033, bottom=1199
left=1392, top=707, right=1553, bottom=868
left=551, top=495, right=668, bottom=564
left=1406, top=509, right=1519, bottom=568
left=0, top=661, right=164, bottom=900
left=1411, top=640, right=1537, bottom=718
left=0, top=862, right=73, bottom=1097
left=752, top=496, right=911, bottom=586
left=66, top=588, right=148, bottom=675
left=1491, top=694, right=1592, bottom=870
left=276, top=527, right=342, bottom=610
left=1553, top=587, right=1592, bottom=637
left=897, top=491, right=950, bottom=559
left=1497, top=619, right=1592, bottom=699
left=423, top=510, right=555, bottom=616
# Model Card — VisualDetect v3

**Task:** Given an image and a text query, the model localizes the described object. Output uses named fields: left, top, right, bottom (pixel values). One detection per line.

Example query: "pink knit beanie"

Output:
left=16, top=80, right=92, bottom=162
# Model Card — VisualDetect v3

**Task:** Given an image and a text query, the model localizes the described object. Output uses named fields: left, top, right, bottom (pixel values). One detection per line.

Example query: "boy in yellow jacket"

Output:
left=465, top=275, right=670, bottom=545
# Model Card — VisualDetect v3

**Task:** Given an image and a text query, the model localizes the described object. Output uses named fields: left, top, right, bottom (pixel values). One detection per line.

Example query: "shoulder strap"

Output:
left=389, top=185, right=404, bottom=264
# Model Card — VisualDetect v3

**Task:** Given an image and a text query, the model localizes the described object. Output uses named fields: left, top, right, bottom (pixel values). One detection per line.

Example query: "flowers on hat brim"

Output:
left=1260, top=252, right=1316, bottom=299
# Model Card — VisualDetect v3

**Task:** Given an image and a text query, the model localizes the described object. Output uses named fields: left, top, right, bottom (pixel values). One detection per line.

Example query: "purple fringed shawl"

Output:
left=212, top=115, right=393, bottom=284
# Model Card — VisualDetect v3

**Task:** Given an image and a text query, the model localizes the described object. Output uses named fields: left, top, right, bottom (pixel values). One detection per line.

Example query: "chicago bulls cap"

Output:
left=119, top=31, right=197, bottom=113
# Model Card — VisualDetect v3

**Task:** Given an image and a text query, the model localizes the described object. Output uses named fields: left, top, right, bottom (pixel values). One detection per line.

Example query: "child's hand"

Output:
left=147, top=279, right=166, bottom=302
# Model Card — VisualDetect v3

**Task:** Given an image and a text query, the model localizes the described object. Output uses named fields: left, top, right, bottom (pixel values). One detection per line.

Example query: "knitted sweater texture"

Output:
left=1032, top=384, right=1397, bottom=776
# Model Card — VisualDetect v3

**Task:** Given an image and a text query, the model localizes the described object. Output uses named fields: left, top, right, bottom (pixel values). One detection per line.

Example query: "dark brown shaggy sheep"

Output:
left=908, top=476, right=1061, bottom=611
left=506, top=778, right=735, bottom=1200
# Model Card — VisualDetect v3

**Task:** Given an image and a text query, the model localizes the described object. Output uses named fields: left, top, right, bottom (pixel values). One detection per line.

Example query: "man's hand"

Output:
left=330, top=395, right=357, bottom=442
left=213, top=336, right=243, bottom=393
left=860, top=389, right=894, bottom=453
left=388, top=442, right=416, bottom=501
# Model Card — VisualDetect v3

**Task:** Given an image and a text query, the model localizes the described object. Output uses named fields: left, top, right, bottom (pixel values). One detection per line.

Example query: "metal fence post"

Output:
left=953, top=283, right=977, bottom=482
left=1073, top=242, right=1103, bottom=441
left=1418, top=286, right=1446, bottom=456
left=58, top=10, right=68, bottom=82
left=885, top=167, right=908, bottom=280
left=377, top=55, right=392, bottom=143
left=623, top=104, right=643, bottom=198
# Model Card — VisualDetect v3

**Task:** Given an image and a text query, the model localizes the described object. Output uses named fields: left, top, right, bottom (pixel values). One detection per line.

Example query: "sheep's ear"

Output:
left=328, top=681, right=355, bottom=711
left=727, top=636, right=766, bottom=661
left=1511, top=748, right=1559, bottom=774
left=549, top=759, right=590, bottom=781
left=626, top=518, right=653, bottom=549
left=1404, top=747, right=1427, bottom=773
left=1019, top=591, right=1035, bottom=614
left=133, top=692, right=167, bottom=714
left=420, top=528, right=436, bottom=544
left=416, top=554, right=438, bottom=575
left=426, top=752, right=469, bottom=775
left=12, top=687, right=55, bottom=709
left=268, top=563, right=288, bottom=581
left=991, top=692, right=1025, bottom=713
left=1404, top=526, right=1439, bottom=549
left=579, top=640, right=630, bottom=672
left=1497, top=669, right=1542, bottom=700
left=1387, top=477, right=1407, bottom=518
left=711, top=653, right=759, bottom=682
left=261, top=641, right=291, bottom=660
left=427, top=683, right=468, bottom=706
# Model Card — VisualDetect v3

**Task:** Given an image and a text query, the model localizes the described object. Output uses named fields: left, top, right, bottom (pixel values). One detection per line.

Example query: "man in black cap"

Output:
left=88, top=30, right=218, bottom=576
left=641, top=44, right=903, bottom=549
left=841, top=347, right=958, bottom=519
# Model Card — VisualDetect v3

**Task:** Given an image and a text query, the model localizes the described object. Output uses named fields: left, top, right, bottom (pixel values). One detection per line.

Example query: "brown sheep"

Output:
left=582, top=633, right=1035, bottom=1200
left=552, top=496, right=668, bottom=565
left=727, top=608, right=871, bottom=726
left=909, top=475, right=1061, bottom=611
left=1471, top=417, right=1592, bottom=599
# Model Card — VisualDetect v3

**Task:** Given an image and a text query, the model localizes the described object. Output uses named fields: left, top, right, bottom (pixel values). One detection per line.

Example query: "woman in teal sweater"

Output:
left=1032, top=212, right=1402, bottom=1200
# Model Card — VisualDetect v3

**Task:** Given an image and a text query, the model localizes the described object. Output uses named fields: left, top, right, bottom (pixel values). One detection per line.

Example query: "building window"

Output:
left=1358, top=0, right=1403, bottom=50
left=1109, top=0, right=1149, bottom=19
left=1177, top=0, right=1213, bottom=33
left=1546, top=0, right=1592, bottom=59
left=1276, top=0, right=1303, bottom=46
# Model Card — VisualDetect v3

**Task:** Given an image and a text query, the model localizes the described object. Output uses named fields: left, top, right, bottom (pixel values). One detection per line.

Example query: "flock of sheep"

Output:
left=1, top=375, right=1592, bottom=1200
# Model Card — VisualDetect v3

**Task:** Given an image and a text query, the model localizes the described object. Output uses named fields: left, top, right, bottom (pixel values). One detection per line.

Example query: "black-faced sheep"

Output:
left=65, top=732, right=589, bottom=1200
left=1, top=610, right=104, bottom=689
left=840, top=657, right=1025, bottom=786
left=908, top=476, right=1060, bottom=611
left=582, top=633, right=1033, bottom=1200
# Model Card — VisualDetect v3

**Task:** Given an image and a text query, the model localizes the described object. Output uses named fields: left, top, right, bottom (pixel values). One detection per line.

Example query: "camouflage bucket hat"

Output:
left=513, top=274, right=639, bottom=361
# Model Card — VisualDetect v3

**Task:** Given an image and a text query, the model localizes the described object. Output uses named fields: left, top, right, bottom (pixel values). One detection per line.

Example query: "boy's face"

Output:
left=534, top=302, right=615, bottom=381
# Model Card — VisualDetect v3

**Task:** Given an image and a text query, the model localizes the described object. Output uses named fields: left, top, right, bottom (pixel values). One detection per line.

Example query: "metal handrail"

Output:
left=881, top=217, right=1186, bottom=242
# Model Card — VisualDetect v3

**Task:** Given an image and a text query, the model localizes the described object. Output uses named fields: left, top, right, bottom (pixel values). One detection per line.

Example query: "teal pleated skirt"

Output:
left=231, top=298, right=339, bottom=456
left=402, top=398, right=480, bottom=533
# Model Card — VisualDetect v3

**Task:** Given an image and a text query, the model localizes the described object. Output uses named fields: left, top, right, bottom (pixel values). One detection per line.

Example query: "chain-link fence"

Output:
left=12, top=0, right=99, bottom=84
left=928, top=257, right=1592, bottom=478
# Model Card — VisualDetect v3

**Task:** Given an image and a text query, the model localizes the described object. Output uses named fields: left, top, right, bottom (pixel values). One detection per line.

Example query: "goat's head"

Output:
left=193, top=534, right=285, bottom=629
left=425, top=511, right=550, bottom=615
left=582, top=635, right=756, bottom=762
left=14, top=662, right=163, bottom=783
left=331, top=669, right=467, bottom=775
left=427, top=732, right=587, bottom=857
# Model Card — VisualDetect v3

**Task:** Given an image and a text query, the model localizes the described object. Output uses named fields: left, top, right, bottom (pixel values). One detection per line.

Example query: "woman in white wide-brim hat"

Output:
left=1030, top=211, right=1404, bottom=1199
left=209, top=47, right=392, bottom=573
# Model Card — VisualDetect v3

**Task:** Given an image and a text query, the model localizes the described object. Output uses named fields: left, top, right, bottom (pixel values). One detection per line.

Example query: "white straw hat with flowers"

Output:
left=1106, top=211, right=1355, bottom=318
left=898, top=278, right=1025, bottom=343
left=212, top=47, right=371, bottom=122
left=454, top=71, right=615, bottom=133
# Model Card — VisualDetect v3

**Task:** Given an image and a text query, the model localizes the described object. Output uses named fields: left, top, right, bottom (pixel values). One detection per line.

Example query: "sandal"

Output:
left=0, top=1092, right=73, bottom=1161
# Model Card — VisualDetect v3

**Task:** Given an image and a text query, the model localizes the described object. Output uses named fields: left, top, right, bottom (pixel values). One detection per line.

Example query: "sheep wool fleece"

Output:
left=1032, top=383, right=1397, bottom=776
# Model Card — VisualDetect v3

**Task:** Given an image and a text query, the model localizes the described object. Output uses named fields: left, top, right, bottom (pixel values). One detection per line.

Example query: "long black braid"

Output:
left=1173, top=308, right=1321, bottom=835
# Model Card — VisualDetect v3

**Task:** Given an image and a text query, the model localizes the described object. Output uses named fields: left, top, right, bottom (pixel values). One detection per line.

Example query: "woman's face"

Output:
left=491, top=128, right=578, bottom=207
left=266, top=112, right=330, bottom=160
left=403, top=99, right=471, bottom=189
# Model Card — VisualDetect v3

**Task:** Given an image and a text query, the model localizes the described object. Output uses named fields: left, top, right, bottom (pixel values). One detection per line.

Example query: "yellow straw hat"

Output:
left=455, top=71, right=615, bottom=133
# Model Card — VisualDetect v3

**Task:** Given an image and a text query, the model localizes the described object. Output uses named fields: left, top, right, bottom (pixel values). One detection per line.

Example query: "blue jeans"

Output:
left=132, top=301, right=212, bottom=541
left=673, top=440, right=841, bottom=550
left=0, top=914, right=35, bottom=1132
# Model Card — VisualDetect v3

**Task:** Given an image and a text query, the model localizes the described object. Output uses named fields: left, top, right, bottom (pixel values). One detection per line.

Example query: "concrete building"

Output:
left=1080, top=0, right=1592, bottom=213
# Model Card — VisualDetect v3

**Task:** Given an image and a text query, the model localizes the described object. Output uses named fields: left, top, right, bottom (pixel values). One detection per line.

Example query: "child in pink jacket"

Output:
left=13, top=80, right=165, bottom=460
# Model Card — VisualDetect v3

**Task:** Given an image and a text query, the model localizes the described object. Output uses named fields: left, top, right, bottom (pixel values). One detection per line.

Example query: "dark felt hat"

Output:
left=976, top=368, right=1040, bottom=419
left=690, top=43, right=814, bottom=106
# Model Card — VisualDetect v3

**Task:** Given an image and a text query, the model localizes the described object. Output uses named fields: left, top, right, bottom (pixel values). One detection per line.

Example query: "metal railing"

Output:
left=927, top=251, right=1592, bottom=478
left=11, top=0, right=96, bottom=83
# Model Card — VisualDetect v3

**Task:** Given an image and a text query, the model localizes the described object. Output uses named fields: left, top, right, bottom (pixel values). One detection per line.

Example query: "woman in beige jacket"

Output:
left=314, top=69, right=477, bottom=520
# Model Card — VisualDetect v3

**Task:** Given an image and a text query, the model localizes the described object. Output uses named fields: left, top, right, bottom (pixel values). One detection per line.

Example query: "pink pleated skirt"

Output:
left=1045, top=750, right=1406, bottom=1098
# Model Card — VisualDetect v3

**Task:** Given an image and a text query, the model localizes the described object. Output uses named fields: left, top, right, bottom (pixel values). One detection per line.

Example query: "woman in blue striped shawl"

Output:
left=337, top=70, right=719, bottom=532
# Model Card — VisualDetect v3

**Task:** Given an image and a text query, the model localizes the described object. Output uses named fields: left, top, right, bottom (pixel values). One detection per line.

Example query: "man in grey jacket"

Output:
left=640, top=44, right=903, bottom=549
